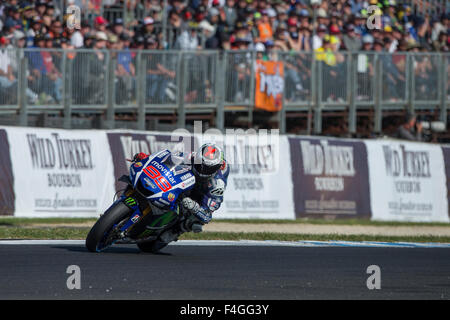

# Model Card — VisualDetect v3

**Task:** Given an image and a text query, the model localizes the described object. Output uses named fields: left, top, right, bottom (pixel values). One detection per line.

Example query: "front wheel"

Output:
left=86, top=202, right=131, bottom=252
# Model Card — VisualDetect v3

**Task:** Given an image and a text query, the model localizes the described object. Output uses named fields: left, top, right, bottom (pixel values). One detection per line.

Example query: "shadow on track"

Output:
left=49, top=244, right=173, bottom=256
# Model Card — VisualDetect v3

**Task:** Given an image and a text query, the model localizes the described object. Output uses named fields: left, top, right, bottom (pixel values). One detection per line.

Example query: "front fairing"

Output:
left=130, top=150, right=196, bottom=209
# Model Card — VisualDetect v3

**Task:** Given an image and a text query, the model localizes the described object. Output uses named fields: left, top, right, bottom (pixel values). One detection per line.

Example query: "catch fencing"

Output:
left=0, top=49, right=449, bottom=133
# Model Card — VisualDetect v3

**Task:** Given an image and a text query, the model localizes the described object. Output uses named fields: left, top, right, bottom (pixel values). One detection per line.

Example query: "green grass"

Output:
left=1, top=217, right=449, bottom=227
left=213, top=218, right=450, bottom=227
left=0, top=227, right=90, bottom=239
left=0, top=227, right=449, bottom=243
left=0, top=217, right=96, bottom=226
left=0, top=216, right=448, bottom=243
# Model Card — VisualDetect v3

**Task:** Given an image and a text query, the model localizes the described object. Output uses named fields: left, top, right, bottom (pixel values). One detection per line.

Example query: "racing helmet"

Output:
left=191, top=143, right=224, bottom=178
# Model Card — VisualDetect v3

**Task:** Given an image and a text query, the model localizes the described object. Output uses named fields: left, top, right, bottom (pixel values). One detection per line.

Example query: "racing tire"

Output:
left=85, top=202, right=131, bottom=252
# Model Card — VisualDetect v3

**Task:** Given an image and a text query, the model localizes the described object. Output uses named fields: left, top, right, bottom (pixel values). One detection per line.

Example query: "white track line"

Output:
left=0, top=239, right=449, bottom=248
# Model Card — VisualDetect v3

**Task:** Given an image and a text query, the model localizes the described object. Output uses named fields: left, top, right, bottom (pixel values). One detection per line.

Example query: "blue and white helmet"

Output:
left=191, top=143, right=225, bottom=178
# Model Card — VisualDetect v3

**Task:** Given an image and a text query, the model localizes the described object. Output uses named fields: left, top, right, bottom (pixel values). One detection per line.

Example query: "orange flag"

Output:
left=254, top=60, right=284, bottom=112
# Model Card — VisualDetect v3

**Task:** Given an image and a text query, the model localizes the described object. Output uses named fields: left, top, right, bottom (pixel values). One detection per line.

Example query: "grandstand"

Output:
left=0, top=0, right=449, bottom=141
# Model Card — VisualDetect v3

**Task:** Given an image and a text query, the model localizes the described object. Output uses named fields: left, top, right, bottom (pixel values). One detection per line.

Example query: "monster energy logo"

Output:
left=138, top=229, right=154, bottom=238
left=137, top=210, right=179, bottom=239
left=124, top=197, right=137, bottom=206
left=148, top=211, right=177, bottom=228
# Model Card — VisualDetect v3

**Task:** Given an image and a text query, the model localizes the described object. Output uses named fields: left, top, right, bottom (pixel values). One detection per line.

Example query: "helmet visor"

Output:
left=193, top=162, right=221, bottom=177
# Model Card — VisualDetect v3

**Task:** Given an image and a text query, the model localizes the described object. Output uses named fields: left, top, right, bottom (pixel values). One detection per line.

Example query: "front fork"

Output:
left=116, top=189, right=151, bottom=234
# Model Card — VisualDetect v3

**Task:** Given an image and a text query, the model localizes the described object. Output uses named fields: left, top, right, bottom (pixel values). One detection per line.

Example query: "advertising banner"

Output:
left=366, top=140, right=449, bottom=222
left=288, top=136, right=371, bottom=219
left=4, top=126, right=116, bottom=217
left=0, top=129, right=14, bottom=216
left=216, top=134, right=294, bottom=219
left=440, top=145, right=450, bottom=219
left=254, top=60, right=284, bottom=112
left=2, top=126, right=448, bottom=222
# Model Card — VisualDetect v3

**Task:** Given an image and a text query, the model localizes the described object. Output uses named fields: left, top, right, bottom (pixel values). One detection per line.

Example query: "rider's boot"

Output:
left=159, top=227, right=181, bottom=244
left=191, top=223, right=203, bottom=233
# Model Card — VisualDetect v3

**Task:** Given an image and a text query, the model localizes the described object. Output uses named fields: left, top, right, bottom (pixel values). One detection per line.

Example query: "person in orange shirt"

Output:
left=256, top=10, right=273, bottom=42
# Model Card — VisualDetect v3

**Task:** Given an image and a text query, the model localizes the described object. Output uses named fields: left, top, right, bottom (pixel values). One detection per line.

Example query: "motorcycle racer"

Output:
left=132, top=143, right=230, bottom=236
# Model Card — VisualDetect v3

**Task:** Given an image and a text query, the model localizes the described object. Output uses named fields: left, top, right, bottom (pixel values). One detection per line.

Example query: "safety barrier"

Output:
left=0, top=125, right=448, bottom=222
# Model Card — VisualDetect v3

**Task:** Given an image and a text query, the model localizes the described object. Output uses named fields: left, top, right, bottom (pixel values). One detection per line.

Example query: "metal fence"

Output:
left=0, top=48, right=449, bottom=133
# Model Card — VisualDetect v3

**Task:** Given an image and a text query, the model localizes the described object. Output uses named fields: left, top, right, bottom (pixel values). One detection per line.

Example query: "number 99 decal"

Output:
left=143, top=166, right=172, bottom=192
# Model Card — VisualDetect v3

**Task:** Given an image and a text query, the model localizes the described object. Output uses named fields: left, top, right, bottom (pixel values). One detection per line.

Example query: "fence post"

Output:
left=440, top=54, right=447, bottom=125
left=278, top=53, right=286, bottom=134
left=279, top=98, right=286, bottom=134
left=313, top=59, right=322, bottom=134
left=373, top=54, right=382, bottom=133
left=216, top=52, right=225, bottom=131
left=105, top=52, right=116, bottom=129
left=177, top=51, right=186, bottom=128
left=307, top=52, right=315, bottom=135
left=63, top=52, right=73, bottom=129
left=407, top=53, right=415, bottom=114
left=405, top=53, right=410, bottom=112
left=348, top=52, right=356, bottom=134
left=18, top=55, right=28, bottom=127
left=249, top=50, right=256, bottom=128
left=137, top=51, right=146, bottom=131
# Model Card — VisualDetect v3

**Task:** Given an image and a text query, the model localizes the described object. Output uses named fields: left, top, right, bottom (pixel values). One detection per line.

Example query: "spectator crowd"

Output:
left=0, top=0, right=449, bottom=135
left=0, top=0, right=449, bottom=53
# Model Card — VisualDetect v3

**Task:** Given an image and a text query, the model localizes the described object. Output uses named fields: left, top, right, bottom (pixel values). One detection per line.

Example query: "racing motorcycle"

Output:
left=85, top=149, right=196, bottom=253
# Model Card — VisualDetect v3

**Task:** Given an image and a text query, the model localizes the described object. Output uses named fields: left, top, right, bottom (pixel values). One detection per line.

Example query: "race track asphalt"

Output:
left=0, top=241, right=449, bottom=300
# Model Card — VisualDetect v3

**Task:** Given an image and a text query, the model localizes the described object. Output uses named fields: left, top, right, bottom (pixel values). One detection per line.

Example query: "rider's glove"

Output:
left=182, top=197, right=200, bottom=213
left=133, top=152, right=148, bottom=162
left=181, top=197, right=212, bottom=224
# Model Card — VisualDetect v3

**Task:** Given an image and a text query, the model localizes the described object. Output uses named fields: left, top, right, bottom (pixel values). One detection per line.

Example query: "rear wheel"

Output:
left=86, top=202, right=131, bottom=252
